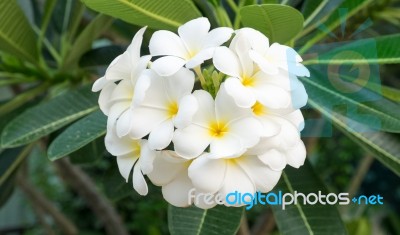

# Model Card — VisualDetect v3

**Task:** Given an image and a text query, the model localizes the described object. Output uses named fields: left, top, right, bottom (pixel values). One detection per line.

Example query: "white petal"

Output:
left=131, top=55, right=152, bottom=85
left=147, top=151, right=188, bottom=186
left=236, top=155, right=281, bottom=193
left=249, top=50, right=279, bottom=75
left=92, top=76, right=109, bottom=92
left=290, top=79, right=308, bottom=109
left=105, top=53, right=132, bottom=81
left=116, top=154, right=138, bottom=182
left=148, top=120, right=174, bottom=150
left=213, top=46, right=241, bottom=77
left=191, top=90, right=215, bottom=126
left=284, top=110, right=305, bottom=131
left=105, top=129, right=140, bottom=156
left=258, top=149, right=287, bottom=171
left=130, top=107, right=168, bottom=139
left=151, top=56, right=187, bottom=76
left=236, top=28, right=269, bottom=54
left=133, top=162, right=148, bottom=196
left=233, top=34, right=253, bottom=78
left=215, top=83, right=252, bottom=122
left=149, top=30, right=187, bottom=58
left=116, top=108, right=133, bottom=137
left=185, top=48, right=214, bottom=68
left=188, top=154, right=226, bottom=193
left=219, top=162, right=255, bottom=205
left=203, top=27, right=233, bottom=48
left=138, top=140, right=157, bottom=174
left=109, top=79, right=133, bottom=105
left=285, top=140, right=306, bottom=168
left=228, top=117, right=263, bottom=148
left=223, top=77, right=256, bottom=108
left=255, top=84, right=291, bottom=109
left=164, top=67, right=195, bottom=102
left=175, top=94, right=198, bottom=129
left=256, top=116, right=281, bottom=137
left=173, top=125, right=211, bottom=159
left=107, top=102, right=130, bottom=130
left=210, top=134, right=244, bottom=157
left=98, top=82, right=116, bottom=115
left=178, top=17, right=210, bottom=53
left=162, top=169, right=193, bottom=207
left=126, top=27, right=147, bottom=62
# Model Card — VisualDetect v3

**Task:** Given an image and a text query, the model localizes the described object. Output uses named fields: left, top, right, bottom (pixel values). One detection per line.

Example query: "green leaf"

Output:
left=0, top=175, right=15, bottom=208
left=239, top=4, right=304, bottom=43
left=0, top=145, right=34, bottom=186
left=169, top=205, right=243, bottom=235
left=62, top=14, right=114, bottom=70
left=79, top=45, right=125, bottom=69
left=48, top=110, right=106, bottom=161
left=81, top=0, right=202, bottom=31
left=271, top=160, right=347, bottom=235
left=309, top=99, right=400, bottom=176
left=299, top=0, right=374, bottom=54
left=301, top=0, right=344, bottom=27
left=346, top=218, right=371, bottom=235
left=102, top=163, right=136, bottom=201
left=1, top=85, right=98, bottom=148
left=69, top=137, right=105, bottom=164
left=0, top=0, right=39, bottom=64
left=304, top=34, right=400, bottom=65
left=301, top=68, right=400, bottom=133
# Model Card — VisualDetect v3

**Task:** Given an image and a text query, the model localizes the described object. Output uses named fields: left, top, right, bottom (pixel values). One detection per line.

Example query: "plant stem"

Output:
left=53, top=158, right=129, bottom=235
left=194, top=66, right=207, bottom=88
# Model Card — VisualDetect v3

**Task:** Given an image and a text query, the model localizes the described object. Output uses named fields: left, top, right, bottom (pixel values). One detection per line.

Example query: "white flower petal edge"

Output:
left=149, top=17, right=233, bottom=76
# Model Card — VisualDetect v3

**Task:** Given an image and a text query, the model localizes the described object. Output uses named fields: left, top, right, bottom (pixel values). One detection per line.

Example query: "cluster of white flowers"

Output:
left=92, top=17, right=309, bottom=208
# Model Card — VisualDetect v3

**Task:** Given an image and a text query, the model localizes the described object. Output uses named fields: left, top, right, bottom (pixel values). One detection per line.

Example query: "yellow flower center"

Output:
left=208, top=121, right=228, bottom=138
left=241, top=76, right=255, bottom=87
left=252, top=102, right=267, bottom=116
left=167, top=102, right=178, bottom=119
left=132, top=141, right=141, bottom=158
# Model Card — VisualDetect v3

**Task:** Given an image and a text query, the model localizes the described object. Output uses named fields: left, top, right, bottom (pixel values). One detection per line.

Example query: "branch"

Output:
left=16, top=174, right=78, bottom=235
left=53, top=158, right=128, bottom=235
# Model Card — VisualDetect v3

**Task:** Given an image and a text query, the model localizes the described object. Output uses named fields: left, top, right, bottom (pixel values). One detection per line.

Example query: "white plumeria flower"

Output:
left=213, top=32, right=292, bottom=109
left=173, top=84, right=263, bottom=159
left=105, top=128, right=156, bottom=196
left=236, top=28, right=309, bottom=77
left=147, top=151, right=195, bottom=207
left=149, top=17, right=233, bottom=76
left=120, top=68, right=196, bottom=150
left=250, top=101, right=306, bottom=168
left=92, top=27, right=151, bottom=130
left=188, top=148, right=282, bottom=206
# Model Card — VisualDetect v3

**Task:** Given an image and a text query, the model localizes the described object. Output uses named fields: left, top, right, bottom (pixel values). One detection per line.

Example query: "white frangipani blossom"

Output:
left=105, top=128, right=156, bottom=196
left=236, top=28, right=310, bottom=77
left=123, top=68, right=196, bottom=150
left=149, top=17, right=233, bottom=76
left=173, top=84, right=263, bottom=159
left=213, top=32, right=292, bottom=109
left=92, top=27, right=151, bottom=129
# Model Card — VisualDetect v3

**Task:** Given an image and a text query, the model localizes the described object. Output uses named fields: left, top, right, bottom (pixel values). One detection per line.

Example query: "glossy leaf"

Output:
left=48, top=110, right=106, bottom=161
left=271, top=160, right=347, bottom=235
left=62, top=14, right=114, bottom=70
left=81, top=0, right=202, bottom=31
left=240, top=4, right=304, bottom=43
left=69, top=137, right=105, bottom=164
left=169, top=205, right=243, bottom=235
left=304, top=34, right=400, bottom=65
left=0, top=145, right=33, bottom=186
left=1, top=85, right=98, bottom=148
left=309, top=99, right=400, bottom=176
left=0, top=0, right=39, bottom=63
left=300, top=68, right=400, bottom=133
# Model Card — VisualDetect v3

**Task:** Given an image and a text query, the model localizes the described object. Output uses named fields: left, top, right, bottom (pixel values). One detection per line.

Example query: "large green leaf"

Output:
left=48, top=110, right=106, bottom=161
left=299, top=0, right=374, bottom=53
left=240, top=4, right=303, bottom=44
left=304, top=34, right=400, bottom=65
left=62, top=14, right=114, bottom=70
left=308, top=99, right=400, bottom=176
left=81, top=0, right=202, bottom=31
left=169, top=205, right=243, bottom=235
left=0, top=0, right=39, bottom=64
left=1, top=86, right=98, bottom=148
left=0, top=145, right=33, bottom=186
left=301, top=68, right=400, bottom=133
left=271, top=160, right=347, bottom=235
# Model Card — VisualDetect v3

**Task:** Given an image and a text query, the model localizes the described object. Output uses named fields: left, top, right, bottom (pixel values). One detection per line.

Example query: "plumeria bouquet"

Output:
left=93, top=17, right=309, bottom=208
